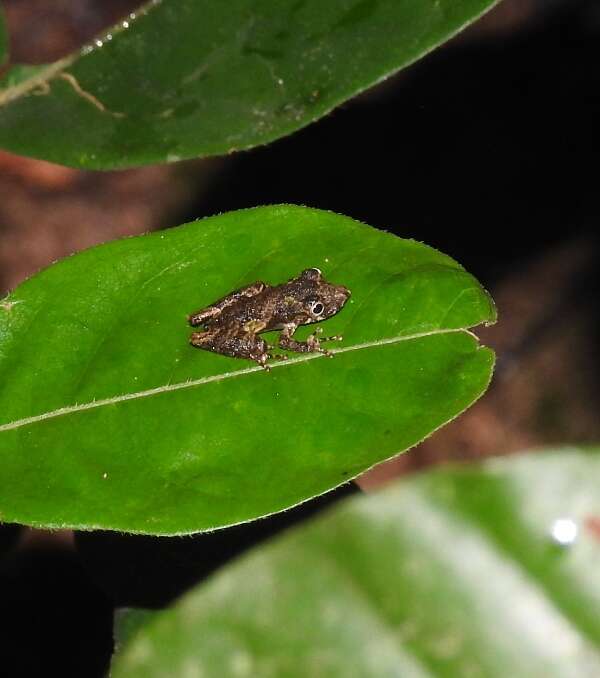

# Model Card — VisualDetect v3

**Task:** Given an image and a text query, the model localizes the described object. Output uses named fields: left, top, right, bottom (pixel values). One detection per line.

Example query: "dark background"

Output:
left=1, top=0, right=599, bottom=675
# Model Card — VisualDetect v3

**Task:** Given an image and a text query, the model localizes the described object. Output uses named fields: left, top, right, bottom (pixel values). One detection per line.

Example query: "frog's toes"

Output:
left=267, top=353, right=289, bottom=362
left=257, top=357, right=271, bottom=371
left=323, top=334, right=343, bottom=343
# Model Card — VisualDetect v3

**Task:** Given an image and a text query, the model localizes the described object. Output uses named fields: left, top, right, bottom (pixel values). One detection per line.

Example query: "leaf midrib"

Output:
left=0, top=328, right=475, bottom=433
left=0, top=0, right=159, bottom=107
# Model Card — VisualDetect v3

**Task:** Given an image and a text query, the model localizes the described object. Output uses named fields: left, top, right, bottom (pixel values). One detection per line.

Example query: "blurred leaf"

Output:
left=0, top=64, right=46, bottom=88
left=114, top=608, right=157, bottom=648
left=0, top=205, right=495, bottom=534
left=112, top=449, right=600, bottom=677
left=0, top=0, right=499, bottom=168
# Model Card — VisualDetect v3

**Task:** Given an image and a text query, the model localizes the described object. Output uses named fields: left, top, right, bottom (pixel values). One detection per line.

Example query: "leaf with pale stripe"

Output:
left=0, top=0, right=500, bottom=168
left=0, top=205, right=495, bottom=534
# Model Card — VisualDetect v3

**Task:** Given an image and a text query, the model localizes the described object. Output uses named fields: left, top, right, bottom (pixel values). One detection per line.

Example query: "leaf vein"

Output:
left=0, top=328, right=472, bottom=433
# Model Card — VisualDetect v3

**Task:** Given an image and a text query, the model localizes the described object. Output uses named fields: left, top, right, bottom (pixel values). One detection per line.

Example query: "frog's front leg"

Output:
left=278, top=323, right=327, bottom=354
left=189, top=281, right=266, bottom=326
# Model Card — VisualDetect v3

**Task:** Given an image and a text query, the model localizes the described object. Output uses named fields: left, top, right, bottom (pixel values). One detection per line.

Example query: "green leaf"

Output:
left=111, top=449, right=600, bottom=677
left=0, top=0, right=499, bottom=169
left=0, top=205, right=495, bottom=534
left=0, top=64, right=46, bottom=88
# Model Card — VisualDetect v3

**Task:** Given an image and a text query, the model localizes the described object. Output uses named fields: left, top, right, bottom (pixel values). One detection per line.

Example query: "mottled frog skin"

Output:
left=189, top=268, right=350, bottom=368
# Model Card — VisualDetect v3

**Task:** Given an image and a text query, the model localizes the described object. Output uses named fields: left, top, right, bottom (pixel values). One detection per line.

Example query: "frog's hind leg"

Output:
left=188, top=281, right=266, bottom=326
left=191, top=327, right=272, bottom=370
left=189, top=329, right=218, bottom=349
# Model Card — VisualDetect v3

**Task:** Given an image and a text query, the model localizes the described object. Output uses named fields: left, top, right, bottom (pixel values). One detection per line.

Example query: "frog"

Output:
left=189, top=268, right=351, bottom=368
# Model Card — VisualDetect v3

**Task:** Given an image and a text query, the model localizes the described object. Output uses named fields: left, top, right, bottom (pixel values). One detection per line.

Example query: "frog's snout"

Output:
left=337, top=285, right=351, bottom=305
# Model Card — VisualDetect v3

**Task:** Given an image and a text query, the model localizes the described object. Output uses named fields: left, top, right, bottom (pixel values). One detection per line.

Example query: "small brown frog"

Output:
left=189, top=268, right=350, bottom=368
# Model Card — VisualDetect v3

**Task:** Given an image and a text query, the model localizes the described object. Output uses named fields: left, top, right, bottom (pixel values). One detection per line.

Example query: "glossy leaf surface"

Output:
left=0, top=206, right=495, bottom=534
left=0, top=0, right=499, bottom=168
left=112, top=449, right=600, bottom=677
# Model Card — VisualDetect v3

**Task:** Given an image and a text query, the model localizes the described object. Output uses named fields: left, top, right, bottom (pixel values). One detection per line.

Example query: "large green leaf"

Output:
left=112, top=449, right=600, bottom=677
left=0, top=0, right=499, bottom=169
left=0, top=205, right=495, bottom=534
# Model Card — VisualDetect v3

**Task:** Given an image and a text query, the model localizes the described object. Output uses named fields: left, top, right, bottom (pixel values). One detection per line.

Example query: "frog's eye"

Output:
left=310, top=301, right=325, bottom=316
